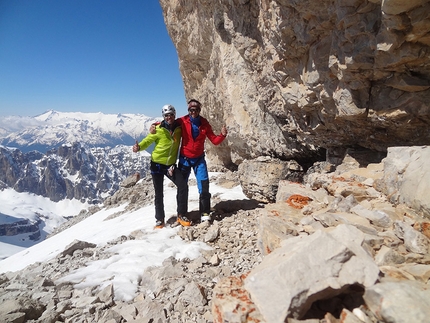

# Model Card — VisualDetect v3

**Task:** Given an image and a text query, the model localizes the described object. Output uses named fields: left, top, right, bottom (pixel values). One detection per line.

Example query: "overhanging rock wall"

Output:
left=160, top=0, right=430, bottom=166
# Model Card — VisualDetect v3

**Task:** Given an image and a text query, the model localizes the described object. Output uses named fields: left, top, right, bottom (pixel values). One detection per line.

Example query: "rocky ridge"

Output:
left=0, top=110, right=159, bottom=153
left=0, top=143, right=150, bottom=204
left=0, top=143, right=150, bottom=247
left=0, top=146, right=429, bottom=322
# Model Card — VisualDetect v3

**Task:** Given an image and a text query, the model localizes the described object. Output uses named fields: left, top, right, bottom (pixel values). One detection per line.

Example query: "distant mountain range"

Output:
left=0, top=142, right=151, bottom=204
left=0, top=110, right=161, bottom=153
left=0, top=111, right=160, bottom=248
left=0, top=110, right=163, bottom=204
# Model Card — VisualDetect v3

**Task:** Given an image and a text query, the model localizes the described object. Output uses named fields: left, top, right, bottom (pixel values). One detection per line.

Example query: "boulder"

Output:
left=377, top=146, right=430, bottom=218
left=244, top=224, right=380, bottom=322
left=363, top=281, right=430, bottom=323
left=120, top=173, right=140, bottom=188
left=238, top=156, right=303, bottom=203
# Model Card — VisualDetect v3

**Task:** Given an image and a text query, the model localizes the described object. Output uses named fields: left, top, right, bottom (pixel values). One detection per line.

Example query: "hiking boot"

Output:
left=154, top=220, right=165, bottom=229
left=201, top=213, right=211, bottom=222
left=177, top=215, right=191, bottom=227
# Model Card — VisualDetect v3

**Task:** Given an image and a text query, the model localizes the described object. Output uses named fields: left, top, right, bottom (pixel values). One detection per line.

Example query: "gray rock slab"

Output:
left=244, top=224, right=379, bottom=322
left=364, top=280, right=430, bottom=323
left=379, top=146, right=430, bottom=217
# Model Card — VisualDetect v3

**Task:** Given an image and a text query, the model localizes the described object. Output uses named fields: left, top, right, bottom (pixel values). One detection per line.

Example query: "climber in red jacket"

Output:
left=177, top=99, right=227, bottom=224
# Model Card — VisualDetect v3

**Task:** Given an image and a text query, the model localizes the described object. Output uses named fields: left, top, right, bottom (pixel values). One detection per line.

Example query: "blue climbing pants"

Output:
left=178, top=155, right=211, bottom=214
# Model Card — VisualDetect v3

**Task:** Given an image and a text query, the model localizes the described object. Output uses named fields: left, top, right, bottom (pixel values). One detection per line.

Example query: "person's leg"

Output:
left=168, top=166, right=189, bottom=216
left=177, top=157, right=192, bottom=225
left=152, top=173, right=165, bottom=223
left=178, top=156, right=192, bottom=181
left=194, top=159, right=211, bottom=215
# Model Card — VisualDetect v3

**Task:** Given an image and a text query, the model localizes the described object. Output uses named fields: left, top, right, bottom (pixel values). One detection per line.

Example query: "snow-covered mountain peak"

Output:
left=34, top=109, right=59, bottom=122
left=0, top=110, right=162, bottom=152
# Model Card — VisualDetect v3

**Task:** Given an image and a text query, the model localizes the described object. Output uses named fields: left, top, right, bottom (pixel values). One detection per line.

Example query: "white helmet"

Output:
left=161, top=104, right=176, bottom=117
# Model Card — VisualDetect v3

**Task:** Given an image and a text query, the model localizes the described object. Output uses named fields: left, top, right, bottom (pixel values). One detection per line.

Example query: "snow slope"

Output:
left=0, top=172, right=248, bottom=302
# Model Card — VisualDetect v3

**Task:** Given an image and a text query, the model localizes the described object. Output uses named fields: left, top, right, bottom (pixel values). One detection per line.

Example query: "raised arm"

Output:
left=206, top=123, right=227, bottom=145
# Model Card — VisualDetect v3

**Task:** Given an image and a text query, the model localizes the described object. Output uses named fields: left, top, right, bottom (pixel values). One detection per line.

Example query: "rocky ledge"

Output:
left=1, top=146, right=430, bottom=323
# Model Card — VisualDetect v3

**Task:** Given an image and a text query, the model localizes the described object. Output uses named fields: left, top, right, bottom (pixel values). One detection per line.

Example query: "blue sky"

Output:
left=0, top=0, right=188, bottom=118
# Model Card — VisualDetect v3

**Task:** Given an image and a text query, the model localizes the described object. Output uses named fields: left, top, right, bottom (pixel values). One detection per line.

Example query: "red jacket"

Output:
left=178, top=115, right=225, bottom=158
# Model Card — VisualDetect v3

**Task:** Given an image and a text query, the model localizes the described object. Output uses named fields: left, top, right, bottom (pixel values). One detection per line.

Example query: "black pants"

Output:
left=151, top=162, right=188, bottom=222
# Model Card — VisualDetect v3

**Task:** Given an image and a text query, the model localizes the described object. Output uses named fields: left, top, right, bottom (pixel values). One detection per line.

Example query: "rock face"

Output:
left=0, top=219, right=41, bottom=240
left=159, top=0, right=430, bottom=166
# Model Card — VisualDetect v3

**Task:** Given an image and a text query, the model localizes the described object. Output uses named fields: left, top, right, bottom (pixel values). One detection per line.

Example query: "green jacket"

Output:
left=138, top=121, right=181, bottom=166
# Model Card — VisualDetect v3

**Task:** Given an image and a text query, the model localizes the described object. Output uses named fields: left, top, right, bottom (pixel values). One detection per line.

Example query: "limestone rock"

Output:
left=244, top=224, right=380, bottom=322
left=363, top=281, right=430, bottom=323
left=377, top=146, right=430, bottom=217
left=256, top=203, right=302, bottom=255
left=393, top=221, right=430, bottom=254
left=238, top=157, right=303, bottom=202
left=120, top=173, right=140, bottom=188
left=160, top=0, right=430, bottom=168
left=375, top=245, right=406, bottom=266
left=212, top=276, right=264, bottom=323
left=60, top=239, right=97, bottom=257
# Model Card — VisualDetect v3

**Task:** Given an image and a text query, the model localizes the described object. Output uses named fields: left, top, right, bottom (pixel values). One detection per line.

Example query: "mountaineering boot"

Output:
left=177, top=214, right=191, bottom=227
left=154, top=219, right=165, bottom=229
left=201, top=213, right=211, bottom=222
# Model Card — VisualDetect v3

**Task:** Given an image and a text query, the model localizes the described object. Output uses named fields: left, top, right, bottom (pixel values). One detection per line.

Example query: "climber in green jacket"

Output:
left=133, top=105, right=188, bottom=229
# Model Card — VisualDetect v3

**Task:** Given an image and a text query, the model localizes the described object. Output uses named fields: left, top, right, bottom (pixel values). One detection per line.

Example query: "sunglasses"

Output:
left=164, top=113, right=174, bottom=118
left=188, top=108, right=199, bottom=113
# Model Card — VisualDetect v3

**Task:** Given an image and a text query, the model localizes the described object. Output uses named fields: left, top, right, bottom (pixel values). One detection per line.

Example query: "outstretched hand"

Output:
left=132, top=140, right=140, bottom=153
left=221, top=125, right=228, bottom=137
left=150, top=124, right=156, bottom=134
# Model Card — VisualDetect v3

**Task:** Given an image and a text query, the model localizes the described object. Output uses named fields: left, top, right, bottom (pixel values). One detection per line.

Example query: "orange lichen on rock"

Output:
left=270, top=210, right=280, bottom=216
left=414, top=222, right=430, bottom=239
left=332, top=176, right=347, bottom=182
left=286, top=194, right=311, bottom=209
left=333, top=175, right=364, bottom=187
left=212, top=274, right=262, bottom=323
left=214, top=305, right=223, bottom=323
